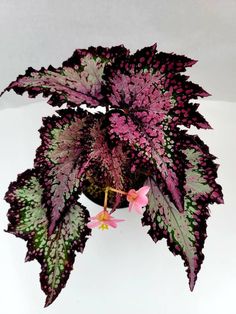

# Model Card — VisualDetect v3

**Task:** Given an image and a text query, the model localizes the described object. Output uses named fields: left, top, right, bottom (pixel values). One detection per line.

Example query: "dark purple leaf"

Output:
left=5, top=169, right=90, bottom=307
left=107, top=43, right=196, bottom=74
left=169, top=102, right=212, bottom=129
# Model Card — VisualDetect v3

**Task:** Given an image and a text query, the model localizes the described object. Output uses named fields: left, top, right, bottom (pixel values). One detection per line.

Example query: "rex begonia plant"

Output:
left=1, top=44, right=223, bottom=306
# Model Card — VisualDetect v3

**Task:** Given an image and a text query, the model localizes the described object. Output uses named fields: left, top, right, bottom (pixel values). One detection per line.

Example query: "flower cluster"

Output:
left=87, top=186, right=150, bottom=230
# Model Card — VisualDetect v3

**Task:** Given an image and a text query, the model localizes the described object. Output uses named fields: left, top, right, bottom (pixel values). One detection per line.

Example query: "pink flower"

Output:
left=87, top=210, right=125, bottom=230
left=126, top=186, right=150, bottom=214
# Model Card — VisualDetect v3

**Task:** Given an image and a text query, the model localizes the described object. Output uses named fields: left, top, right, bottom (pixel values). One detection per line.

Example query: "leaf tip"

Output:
left=44, top=290, right=58, bottom=307
left=44, top=298, right=53, bottom=308
left=189, top=279, right=196, bottom=292
left=48, top=224, right=55, bottom=237
left=175, top=197, right=185, bottom=213
left=25, top=251, right=33, bottom=263
left=0, top=89, right=6, bottom=97
left=190, top=59, right=198, bottom=66
left=188, top=266, right=198, bottom=292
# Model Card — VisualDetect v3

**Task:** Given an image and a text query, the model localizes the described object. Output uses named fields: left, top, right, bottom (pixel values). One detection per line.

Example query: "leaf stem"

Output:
left=108, top=187, right=127, bottom=195
left=103, top=186, right=127, bottom=212
left=103, top=187, right=109, bottom=211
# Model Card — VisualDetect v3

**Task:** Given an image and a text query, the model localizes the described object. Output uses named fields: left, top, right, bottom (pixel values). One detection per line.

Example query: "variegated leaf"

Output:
left=142, top=135, right=223, bottom=290
left=84, top=120, right=146, bottom=210
left=183, top=134, right=223, bottom=204
left=35, top=108, right=96, bottom=234
left=5, top=169, right=90, bottom=307
left=1, top=44, right=224, bottom=304
left=35, top=108, right=139, bottom=233
left=108, top=106, right=185, bottom=213
left=104, top=44, right=210, bottom=129
left=104, top=44, right=212, bottom=212
left=1, top=45, right=128, bottom=108
left=87, top=123, right=127, bottom=208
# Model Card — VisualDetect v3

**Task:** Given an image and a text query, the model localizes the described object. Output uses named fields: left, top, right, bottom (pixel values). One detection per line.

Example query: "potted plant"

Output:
left=1, top=44, right=223, bottom=306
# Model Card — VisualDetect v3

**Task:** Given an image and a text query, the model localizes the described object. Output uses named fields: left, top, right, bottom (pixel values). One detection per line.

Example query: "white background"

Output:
left=0, top=1, right=235, bottom=314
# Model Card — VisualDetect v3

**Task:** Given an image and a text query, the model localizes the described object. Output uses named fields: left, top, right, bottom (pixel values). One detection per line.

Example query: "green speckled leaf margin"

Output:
left=5, top=169, right=91, bottom=307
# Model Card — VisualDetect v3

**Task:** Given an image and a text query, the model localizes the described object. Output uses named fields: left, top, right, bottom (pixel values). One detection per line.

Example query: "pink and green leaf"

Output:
left=143, top=178, right=207, bottom=291
left=104, top=46, right=212, bottom=211
left=108, top=109, right=185, bottom=213
left=88, top=123, right=126, bottom=208
left=5, top=169, right=91, bottom=307
left=35, top=108, right=137, bottom=232
left=34, top=109, right=95, bottom=234
left=142, top=135, right=223, bottom=290
left=1, top=45, right=129, bottom=108
left=104, top=44, right=210, bottom=124
left=83, top=119, right=145, bottom=210
left=1, top=44, right=224, bottom=304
